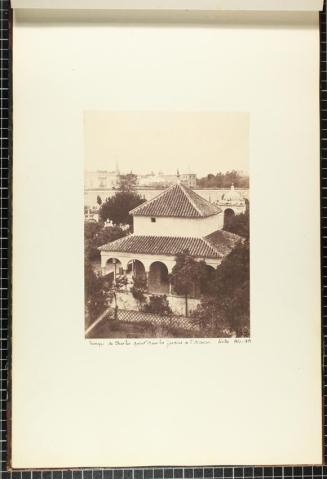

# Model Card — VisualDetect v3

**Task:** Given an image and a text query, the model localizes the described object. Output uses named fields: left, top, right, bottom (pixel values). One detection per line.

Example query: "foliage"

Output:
left=143, top=295, right=173, bottom=316
left=191, top=298, right=233, bottom=337
left=223, top=209, right=249, bottom=239
left=99, top=191, right=146, bottom=227
left=97, top=195, right=102, bottom=206
left=193, top=240, right=250, bottom=337
left=84, top=258, right=113, bottom=326
left=197, top=170, right=249, bottom=188
left=171, top=251, right=199, bottom=298
left=84, top=222, right=128, bottom=261
left=131, top=275, right=148, bottom=310
left=197, top=262, right=217, bottom=297
left=171, top=251, right=209, bottom=316
left=84, top=221, right=130, bottom=326
left=119, top=173, right=138, bottom=191
left=110, top=274, right=129, bottom=320
left=85, top=255, right=130, bottom=327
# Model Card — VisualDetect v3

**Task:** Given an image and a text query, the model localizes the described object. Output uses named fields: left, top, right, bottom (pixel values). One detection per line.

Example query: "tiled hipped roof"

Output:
left=205, top=230, right=241, bottom=257
left=130, top=183, right=221, bottom=218
left=98, top=231, right=241, bottom=259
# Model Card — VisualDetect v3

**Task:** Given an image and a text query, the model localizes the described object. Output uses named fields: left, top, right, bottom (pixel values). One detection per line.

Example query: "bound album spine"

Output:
left=10, top=0, right=324, bottom=12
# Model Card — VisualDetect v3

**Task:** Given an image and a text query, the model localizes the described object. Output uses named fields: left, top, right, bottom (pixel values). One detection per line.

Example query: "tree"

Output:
left=84, top=222, right=128, bottom=261
left=191, top=297, right=232, bottom=336
left=111, top=274, right=128, bottom=320
left=143, top=295, right=172, bottom=316
left=119, top=173, right=138, bottom=191
left=171, top=251, right=209, bottom=316
left=194, top=240, right=250, bottom=337
left=214, top=240, right=249, bottom=296
left=196, top=170, right=249, bottom=188
left=97, top=195, right=102, bottom=206
left=197, top=262, right=217, bottom=297
left=99, top=191, right=146, bottom=228
left=84, top=257, right=114, bottom=326
left=223, top=209, right=249, bottom=239
left=85, top=255, right=129, bottom=325
left=131, top=275, right=148, bottom=311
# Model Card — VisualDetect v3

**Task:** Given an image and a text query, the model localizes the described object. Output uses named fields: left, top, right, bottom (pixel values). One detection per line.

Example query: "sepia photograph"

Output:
left=84, top=111, right=249, bottom=339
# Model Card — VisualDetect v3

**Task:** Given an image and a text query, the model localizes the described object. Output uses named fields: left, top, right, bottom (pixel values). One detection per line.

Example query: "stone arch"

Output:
left=126, top=259, right=147, bottom=280
left=104, top=257, right=123, bottom=277
left=224, top=208, right=235, bottom=228
left=149, top=261, right=169, bottom=294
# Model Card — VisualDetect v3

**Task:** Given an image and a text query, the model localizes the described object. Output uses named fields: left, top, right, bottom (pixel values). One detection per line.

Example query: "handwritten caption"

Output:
left=88, top=338, right=251, bottom=348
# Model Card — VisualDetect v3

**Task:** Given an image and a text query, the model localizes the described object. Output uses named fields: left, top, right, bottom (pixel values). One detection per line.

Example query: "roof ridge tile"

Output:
left=179, top=183, right=203, bottom=216
left=129, top=183, right=221, bottom=218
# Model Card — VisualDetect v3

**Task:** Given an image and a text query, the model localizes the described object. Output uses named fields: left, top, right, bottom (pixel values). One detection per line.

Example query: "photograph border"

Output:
left=83, top=112, right=250, bottom=341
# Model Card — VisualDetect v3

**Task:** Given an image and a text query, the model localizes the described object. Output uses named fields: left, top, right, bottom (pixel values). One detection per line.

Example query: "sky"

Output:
left=84, top=111, right=249, bottom=177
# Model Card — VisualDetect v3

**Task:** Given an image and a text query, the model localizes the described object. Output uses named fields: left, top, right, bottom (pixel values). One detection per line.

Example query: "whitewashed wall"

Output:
left=133, top=213, right=223, bottom=237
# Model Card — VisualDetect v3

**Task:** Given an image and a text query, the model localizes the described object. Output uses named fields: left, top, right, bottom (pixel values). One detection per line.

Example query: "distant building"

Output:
left=85, top=170, right=120, bottom=189
left=215, top=184, right=247, bottom=227
left=180, top=173, right=197, bottom=187
left=85, top=169, right=196, bottom=190
left=84, top=207, right=99, bottom=223
left=137, top=171, right=197, bottom=188
left=216, top=184, right=247, bottom=214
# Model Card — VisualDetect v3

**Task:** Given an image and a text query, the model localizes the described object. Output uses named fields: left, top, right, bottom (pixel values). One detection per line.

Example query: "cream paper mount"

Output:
left=12, top=4, right=323, bottom=469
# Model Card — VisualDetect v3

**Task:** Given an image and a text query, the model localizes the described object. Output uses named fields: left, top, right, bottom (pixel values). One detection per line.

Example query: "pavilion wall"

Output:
left=133, top=214, right=223, bottom=237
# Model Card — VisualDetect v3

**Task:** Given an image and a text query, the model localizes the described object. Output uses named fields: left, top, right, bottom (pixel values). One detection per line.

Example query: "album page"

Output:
left=12, top=6, right=322, bottom=468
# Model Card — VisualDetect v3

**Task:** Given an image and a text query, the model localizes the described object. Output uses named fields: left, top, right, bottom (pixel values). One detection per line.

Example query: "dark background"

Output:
left=1, top=1, right=326, bottom=477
